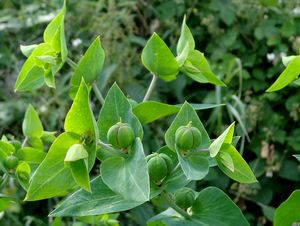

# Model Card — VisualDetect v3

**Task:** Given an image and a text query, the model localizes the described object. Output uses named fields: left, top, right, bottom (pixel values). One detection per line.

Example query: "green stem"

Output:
left=21, top=137, right=28, bottom=148
left=161, top=191, right=191, bottom=219
left=143, top=73, right=157, bottom=102
left=66, top=57, right=78, bottom=70
left=92, top=81, right=105, bottom=105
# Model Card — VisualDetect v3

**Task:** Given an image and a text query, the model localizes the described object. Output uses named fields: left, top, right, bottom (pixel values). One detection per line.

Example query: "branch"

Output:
left=92, top=81, right=105, bottom=105
left=143, top=73, right=157, bottom=102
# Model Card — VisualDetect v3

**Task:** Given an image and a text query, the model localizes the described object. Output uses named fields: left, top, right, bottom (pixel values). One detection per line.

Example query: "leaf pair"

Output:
left=25, top=80, right=98, bottom=200
left=141, top=16, right=226, bottom=86
left=209, top=123, right=257, bottom=183
left=15, top=1, right=67, bottom=91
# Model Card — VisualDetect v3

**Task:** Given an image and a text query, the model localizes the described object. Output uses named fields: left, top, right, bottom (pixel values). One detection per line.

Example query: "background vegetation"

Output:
left=1, top=0, right=300, bottom=225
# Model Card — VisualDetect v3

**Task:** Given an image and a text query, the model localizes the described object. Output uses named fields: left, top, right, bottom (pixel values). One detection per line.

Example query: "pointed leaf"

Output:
left=65, top=144, right=88, bottom=162
left=293, top=155, right=300, bottom=162
left=217, top=144, right=257, bottom=183
left=25, top=132, right=79, bottom=201
left=266, top=55, right=300, bottom=92
left=70, top=37, right=105, bottom=98
left=16, top=162, right=31, bottom=191
left=22, top=105, right=43, bottom=138
left=100, top=138, right=149, bottom=202
left=209, top=122, right=235, bottom=157
left=274, top=190, right=300, bottom=226
left=282, top=55, right=296, bottom=67
left=20, top=44, right=38, bottom=57
left=69, top=159, right=90, bottom=192
left=141, top=32, right=179, bottom=81
left=16, top=147, right=46, bottom=164
left=165, top=102, right=210, bottom=152
left=50, top=176, right=144, bottom=217
left=181, top=50, right=226, bottom=86
left=97, top=83, right=143, bottom=142
left=218, top=151, right=234, bottom=172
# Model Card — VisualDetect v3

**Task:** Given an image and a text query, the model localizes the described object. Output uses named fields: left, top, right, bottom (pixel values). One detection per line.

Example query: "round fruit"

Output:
left=175, top=124, right=202, bottom=151
left=174, top=187, right=195, bottom=209
left=159, top=153, right=173, bottom=172
left=147, top=155, right=168, bottom=183
left=107, top=122, right=135, bottom=149
left=4, top=155, right=19, bottom=170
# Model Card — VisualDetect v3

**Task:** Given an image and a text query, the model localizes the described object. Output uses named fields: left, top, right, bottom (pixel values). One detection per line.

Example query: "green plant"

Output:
left=0, top=1, right=260, bottom=225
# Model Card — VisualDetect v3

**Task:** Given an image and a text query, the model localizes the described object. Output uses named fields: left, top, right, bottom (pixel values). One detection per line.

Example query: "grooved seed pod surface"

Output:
left=147, top=155, right=168, bottom=182
left=175, top=125, right=202, bottom=151
left=4, top=155, right=19, bottom=170
left=174, top=187, right=195, bottom=209
left=107, top=123, right=135, bottom=149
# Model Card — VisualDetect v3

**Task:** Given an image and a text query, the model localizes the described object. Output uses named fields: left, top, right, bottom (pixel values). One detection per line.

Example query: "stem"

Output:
left=66, top=57, right=78, bottom=69
left=143, top=73, right=157, bottom=102
left=161, top=191, right=191, bottom=219
left=97, top=140, right=127, bottom=157
left=92, top=81, right=105, bottom=105
left=21, top=137, right=28, bottom=148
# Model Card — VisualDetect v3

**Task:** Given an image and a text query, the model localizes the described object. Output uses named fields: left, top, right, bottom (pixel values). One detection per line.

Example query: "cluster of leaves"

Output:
left=0, top=1, right=263, bottom=225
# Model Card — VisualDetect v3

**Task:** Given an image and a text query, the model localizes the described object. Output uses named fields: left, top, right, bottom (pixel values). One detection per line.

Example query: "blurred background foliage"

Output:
left=1, top=0, right=300, bottom=225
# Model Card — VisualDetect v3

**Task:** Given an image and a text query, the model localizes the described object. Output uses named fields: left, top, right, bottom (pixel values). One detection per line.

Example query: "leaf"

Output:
left=181, top=50, right=226, bottom=86
left=293, top=155, right=300, bottom=162
left=282, top=55, right=296, bottom=67
left=176, top=15, right=195, bottom=65
left=100, top=138, right=150, bottom=202
left=274, top=190, right=300, bottom=226
left=176, top=151, right=209, bottom=180
left=64, top=79, right=98, bottom=168
left=97, top=83, right=143, bottom=142
left=16, top=147, right=46, bottom=164
left=141, top=32, right=179, bottom=81
left=25, top=132, right=79, bottom=201
left=43, top=0, right=67, bottom=61
left=15, top=43, right=55, bottom=92
left=209, top=122, right=235, bottom=157
left=41, top=131, right=56, bottom=143
left=266, top=55, right=300, bottom=92
left=50, top=176, right=144, bottom=217
left=64, top=144, right=88, bottom=162
left=218, top=151, right=234, bottom=172
left=0, top=141, right=16, bottom=155
left=148, top=187, right=249, bottom=226
left=133, top=101, right=224, bottom=124
left=191, top=187, right=249, bottom=225
left=69, top=36, right=105, bottom=98
left=68, top=159, right=90, bottom=192
left=20, top=44, right=38, bottom=57
left=216, top=144, right=257, bottom=183
left=22, top=105, right=43, bottom=138
left=16, top=162, right=31, bottom=190
left=165, top=102, right=210, bottom=152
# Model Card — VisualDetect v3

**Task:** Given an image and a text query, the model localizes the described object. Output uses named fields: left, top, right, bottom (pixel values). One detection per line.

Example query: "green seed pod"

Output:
left=159, top=153, right=173, bottom=173
left=174, top=187, right=195, bottom=209
left=9, top=140, right=22, bottom=151
left=175, top=125, right=202, bottom=151
left=107, top=122, right=135, bottom=149
left=4, top=155, right=19, bottom=170
left=147, top=155, right=168, bottom=183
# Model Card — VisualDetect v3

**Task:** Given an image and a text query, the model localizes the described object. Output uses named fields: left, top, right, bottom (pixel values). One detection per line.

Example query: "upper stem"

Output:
left=160, top=191, right=191, bottom=219
left=143, top=73, right=157, bottom=102
left=92, top=81, right=105, bottom=105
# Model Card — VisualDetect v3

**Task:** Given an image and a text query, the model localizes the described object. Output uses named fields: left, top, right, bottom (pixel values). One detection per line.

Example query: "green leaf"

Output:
left=293, top=155, right=300, bottom=162
left=266, top=55, right=300, bottom=92
left=141, top=32, right=179, bottom=81
left=218, top=151, right=234, bottom=172
left=0, top=196, right=15, bottom=212
left=282, top=55, right=296, bottom=67
left=209, top=122, right=235, bottom=157
left=64, top=144, right=88, bottom=162
left=68, top=159, right=90, bottom=192
left=41, top=131, right=56, bottom=143
left=16, top=147, right=46, bottom=164
left=133, top=101, right=224, bottom=124
left=0, top=141, right=16, bottom=155
left=176, top=150, right=209, bottom=180
left=70, top=36, right=105, bottom=98
left=15, top=43, right=55, bottom=92
left=181, top=50, right=226, bottom=86
left=16, top=162, right=31, bottom=191
left=192, top=187, right=249, bottom=225
left=64, top=79, right=98, bottom=166
left=100, top=138, right=149, bottom=202
left=50, top=176, right=144, bottom=217
left=165, top=102, right=210, bottom=152
left=176, top=15, right=195, bottom=66
left=22, top=105, right=43, bottom=138
left=274, top=190, right=300, bottom=226
left=148, top=187, right=249, bottom=226
left=217, top=144, right=257, bottom=183
left=28, top=137, right=44, bottom=149
left=43, top=0, right=67, bottom=61
left=35, top=55, right=57, bottom=65
left=97, top=83, right=143, bottom=142
left=25, top=132, right=79, bottom=201
left=20, top=44, right=38, bottom=57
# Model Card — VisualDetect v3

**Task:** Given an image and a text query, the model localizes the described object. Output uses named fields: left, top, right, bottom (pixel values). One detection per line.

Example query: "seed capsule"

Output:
left=175, top=124, right=202, bottom=151
left=174, top=187, right=195, bottom=209
left=107, top=122, right=135, bottom=149
left=4, top=155, right=19, bottom=170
